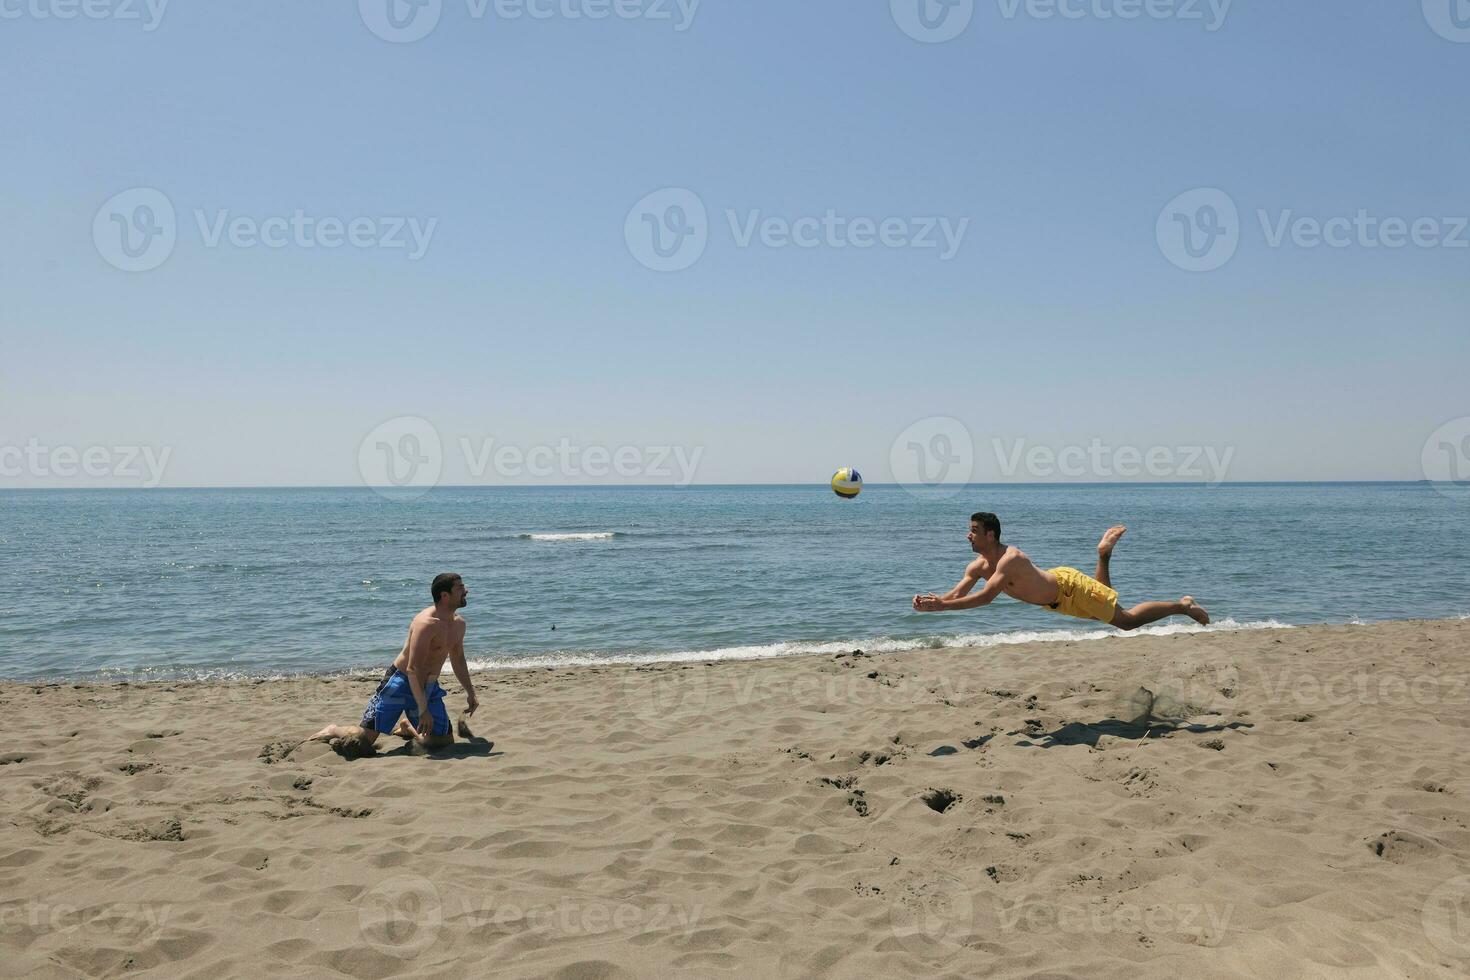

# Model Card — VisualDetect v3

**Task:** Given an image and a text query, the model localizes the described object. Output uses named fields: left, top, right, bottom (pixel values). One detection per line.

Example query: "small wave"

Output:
left=518, top=532, right=621, bottom=542
left=465, top=618, right=1295, bottom=672
left=451, top=530, right=632, bottom=543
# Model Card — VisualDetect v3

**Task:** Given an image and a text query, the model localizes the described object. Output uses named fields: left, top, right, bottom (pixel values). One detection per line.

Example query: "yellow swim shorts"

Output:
left=1045, top=567, right=1118, bottom=624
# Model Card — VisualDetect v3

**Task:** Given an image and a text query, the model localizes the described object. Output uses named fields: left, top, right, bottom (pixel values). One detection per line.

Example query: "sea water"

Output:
left=1, top=483, right=1465, bottom=680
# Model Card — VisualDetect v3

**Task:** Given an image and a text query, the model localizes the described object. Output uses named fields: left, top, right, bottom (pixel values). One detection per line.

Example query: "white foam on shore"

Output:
left=465, top=618, right=1295, bottom=673
left=42, top=617, right=1465, bottom=684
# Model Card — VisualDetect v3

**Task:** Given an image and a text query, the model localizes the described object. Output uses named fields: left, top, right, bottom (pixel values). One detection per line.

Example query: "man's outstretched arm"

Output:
left=911, top=563, right=980, bottom=610
left=915, top=556, right=1011, bottom=612
left=924, top=574, right=1006, bottom=611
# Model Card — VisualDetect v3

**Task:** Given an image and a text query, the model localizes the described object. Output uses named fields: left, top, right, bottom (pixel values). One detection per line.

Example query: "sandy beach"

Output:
left=3, top=619, right=1470, bottom=978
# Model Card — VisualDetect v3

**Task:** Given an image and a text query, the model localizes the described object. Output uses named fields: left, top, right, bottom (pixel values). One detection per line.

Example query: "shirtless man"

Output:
left=309, top=572, right=479, bottom=753
left=912, top=512, right=1209, bottom=630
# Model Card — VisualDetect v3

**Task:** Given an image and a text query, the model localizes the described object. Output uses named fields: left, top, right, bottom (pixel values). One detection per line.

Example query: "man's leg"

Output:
left=308, top=725, right=380, bottom=750
left=1110, top=596, right=1209, bottom=631
left=311, top=690, right=394, bottom=751
left=1095, top=525, right=1126, bottom=587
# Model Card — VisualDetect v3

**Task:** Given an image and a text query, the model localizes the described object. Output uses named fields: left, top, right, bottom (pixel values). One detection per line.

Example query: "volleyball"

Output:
left=831, top=467, right=863, bottom=499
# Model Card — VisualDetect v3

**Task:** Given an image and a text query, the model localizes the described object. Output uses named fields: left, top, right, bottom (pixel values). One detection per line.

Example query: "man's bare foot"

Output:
left=1182, top=596, right=1210, bottom=625
left=1098, top=525, right=1127, bottom=558
left=391, top=719, right=417, bottom=739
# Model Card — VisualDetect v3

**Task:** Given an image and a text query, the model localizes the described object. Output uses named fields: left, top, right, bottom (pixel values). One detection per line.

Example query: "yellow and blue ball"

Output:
left=831, top=467, right=863, bottom=499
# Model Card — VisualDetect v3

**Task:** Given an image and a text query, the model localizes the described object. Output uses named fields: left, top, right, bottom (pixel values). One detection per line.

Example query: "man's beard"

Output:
left=459, top=596, right=469, bottom=608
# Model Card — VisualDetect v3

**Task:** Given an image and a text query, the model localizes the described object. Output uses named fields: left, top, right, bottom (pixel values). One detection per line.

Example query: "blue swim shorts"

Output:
left=360, top=667, right=451, bottom=737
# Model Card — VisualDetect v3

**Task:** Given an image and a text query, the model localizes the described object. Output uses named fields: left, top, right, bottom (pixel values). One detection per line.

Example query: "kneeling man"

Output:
left=310, top=572, right=479, bottom=753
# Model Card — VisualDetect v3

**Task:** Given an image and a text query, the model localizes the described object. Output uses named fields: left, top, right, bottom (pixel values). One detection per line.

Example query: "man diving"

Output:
left=912, top=513, right=1209, bottom=630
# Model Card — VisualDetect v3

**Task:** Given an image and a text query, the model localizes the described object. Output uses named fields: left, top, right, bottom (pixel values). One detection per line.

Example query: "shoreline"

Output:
left=6, top=614, right=1466, bottom=687
left=3, top=619, right=1470, bottom=976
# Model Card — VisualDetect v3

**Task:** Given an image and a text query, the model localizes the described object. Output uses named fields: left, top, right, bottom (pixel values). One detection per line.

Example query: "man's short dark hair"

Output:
left=970, top=512, right=1001, bottom=540
left=431, top=573, right=462, bottom=602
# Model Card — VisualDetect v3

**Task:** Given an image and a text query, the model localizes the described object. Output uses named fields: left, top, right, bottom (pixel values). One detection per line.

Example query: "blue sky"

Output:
left=3, top=0, right=1468, bottom=487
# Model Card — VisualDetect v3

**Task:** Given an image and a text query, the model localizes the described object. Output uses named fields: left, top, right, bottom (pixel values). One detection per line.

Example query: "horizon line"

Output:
left=0, top=480, right=1442, bottom=491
